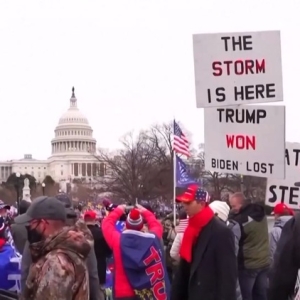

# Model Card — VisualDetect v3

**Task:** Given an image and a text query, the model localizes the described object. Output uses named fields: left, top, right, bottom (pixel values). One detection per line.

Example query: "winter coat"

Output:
left=170, top=233, right=183, bottom=261
left=268, top=213, right=300, bottom=299
left=269, top=215, right=292, bottom=265
left=21, top=220, right=92, bottom=300
left=10, top=222, right=27, bottom=254
left=21, top=224, right=101, bottom=300
left=87, top=224, right=112, bottom=285
left=10, top=201, right=31, bottom=254
left=227, top=219, right=242, bottom=300
left=102, top=207, right=163, bottom=300
left=170, top=219, right=188, bottom=261
left=230, top=203, right=270, bottom=269
left=171, top=217, right=237, bottom=300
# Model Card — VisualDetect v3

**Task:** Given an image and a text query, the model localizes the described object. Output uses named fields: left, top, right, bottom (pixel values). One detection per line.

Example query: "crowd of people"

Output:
left=0, top=184, right=298, bottom=299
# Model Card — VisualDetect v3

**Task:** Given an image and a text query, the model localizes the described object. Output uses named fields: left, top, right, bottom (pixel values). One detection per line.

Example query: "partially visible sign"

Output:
left=0, top=244, right=21, bottom=293
left=193, top=31, right=283, bottom=107
left=204, top=105, right=285, bottom=179
left=266, top=143, right=300, bottom=209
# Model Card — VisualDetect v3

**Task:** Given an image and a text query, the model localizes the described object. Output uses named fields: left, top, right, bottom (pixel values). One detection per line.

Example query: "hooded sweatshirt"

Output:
left=269, top=215, right=292, bottom=265
left=230, top=203, right=270, bottom=269
left=21, top=220, right=92, bottom=300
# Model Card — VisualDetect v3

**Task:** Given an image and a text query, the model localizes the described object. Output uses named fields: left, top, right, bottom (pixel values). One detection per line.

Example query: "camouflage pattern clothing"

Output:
left=21, top=220, right=92, bottom=300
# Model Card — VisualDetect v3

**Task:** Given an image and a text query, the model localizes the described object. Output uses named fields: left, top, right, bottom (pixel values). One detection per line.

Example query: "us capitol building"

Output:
left=0, top=88, right=105, bottom=183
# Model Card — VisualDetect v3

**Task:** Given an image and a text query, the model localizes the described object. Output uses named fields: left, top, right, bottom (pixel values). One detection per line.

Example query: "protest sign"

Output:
left=204, top=105, right=285, bottom=179
left=0, top=244, right=21, bottom=293
left=193, top=31, right=283, bottom=107
left=266, top=142, right=300, bottom=209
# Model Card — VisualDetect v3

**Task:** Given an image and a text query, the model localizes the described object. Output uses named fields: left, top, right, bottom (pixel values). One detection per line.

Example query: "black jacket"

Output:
left=171, top=217, right=237, bottom=300
left=10, top=222, right=27, bottom=254
left=268, top=213, right=300, bottom=300
left=87, top=224, right=112, bottom=285
left=10, top=201, right=31, bottom=254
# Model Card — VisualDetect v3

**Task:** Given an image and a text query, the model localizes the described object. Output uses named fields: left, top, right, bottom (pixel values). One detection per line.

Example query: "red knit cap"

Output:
left=126, top=209, right=143, bottom=231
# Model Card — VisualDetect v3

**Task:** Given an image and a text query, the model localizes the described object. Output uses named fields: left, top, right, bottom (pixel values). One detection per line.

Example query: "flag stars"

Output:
left=195, top=189, right=207, bottom=201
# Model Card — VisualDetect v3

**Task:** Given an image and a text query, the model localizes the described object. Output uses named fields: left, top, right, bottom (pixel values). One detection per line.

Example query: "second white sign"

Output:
left=204, top=105, right=285, bottom=179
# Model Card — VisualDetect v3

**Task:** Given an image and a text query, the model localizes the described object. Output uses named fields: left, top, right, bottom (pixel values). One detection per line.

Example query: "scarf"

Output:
left=179, top=206, right=214, bottom=263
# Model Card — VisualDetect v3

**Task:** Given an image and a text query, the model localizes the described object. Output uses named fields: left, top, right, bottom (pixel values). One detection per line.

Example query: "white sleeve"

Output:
left=170, top=232, right=183, bottom=261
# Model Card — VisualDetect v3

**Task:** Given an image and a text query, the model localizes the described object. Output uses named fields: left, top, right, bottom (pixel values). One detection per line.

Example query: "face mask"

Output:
left=26, top=224, right=44, bottom=244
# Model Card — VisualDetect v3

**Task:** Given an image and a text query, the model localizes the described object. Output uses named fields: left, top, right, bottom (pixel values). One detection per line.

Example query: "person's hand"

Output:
left=117, top=204, right=126, bottom=212
left=136, top=204, right=146, bottom=212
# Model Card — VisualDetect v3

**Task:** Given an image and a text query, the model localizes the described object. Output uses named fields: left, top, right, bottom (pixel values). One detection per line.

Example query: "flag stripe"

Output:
left=173, top=121, right=190, bottom=157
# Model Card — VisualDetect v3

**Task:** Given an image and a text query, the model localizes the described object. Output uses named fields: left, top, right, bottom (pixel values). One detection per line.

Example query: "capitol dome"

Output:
left=51, top=87, right=97, bottom=156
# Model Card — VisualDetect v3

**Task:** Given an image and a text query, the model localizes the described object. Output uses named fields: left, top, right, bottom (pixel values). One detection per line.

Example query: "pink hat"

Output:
left=126, top=209, right=143, bottom=231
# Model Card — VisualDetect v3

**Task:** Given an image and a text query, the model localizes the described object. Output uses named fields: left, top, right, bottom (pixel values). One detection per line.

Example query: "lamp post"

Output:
left=15, top=172, right=21, bottom=213
left=42, top=182, right=46, bottom=195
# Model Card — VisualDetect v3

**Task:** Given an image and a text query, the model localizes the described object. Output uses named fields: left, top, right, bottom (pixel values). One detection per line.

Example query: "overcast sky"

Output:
left=0, top=0, right=298, bottom=160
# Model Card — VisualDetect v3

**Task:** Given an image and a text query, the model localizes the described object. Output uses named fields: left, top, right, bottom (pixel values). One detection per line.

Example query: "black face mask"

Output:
left=26, top=224, right=44, bottom=244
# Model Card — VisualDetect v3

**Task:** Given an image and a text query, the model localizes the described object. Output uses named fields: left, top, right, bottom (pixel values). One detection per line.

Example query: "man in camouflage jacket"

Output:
left=15, top=196, right=93, bottom=300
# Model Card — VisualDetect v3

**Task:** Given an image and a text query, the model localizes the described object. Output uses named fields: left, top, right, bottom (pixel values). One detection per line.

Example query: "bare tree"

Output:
left=229, top=174, right=267, bottom=201
left=147, top=122, right=174, bottom=198
left=96, top=129, right=173, bottom=202
left=70, top=185, right=93, bottom=202
left=147, top=122, right=173, bottom=165
left=194, top=150, right=267, bottom=201
left=194, top=151, right=239, bottom=199
left=0, top=186, right=16, bottom=205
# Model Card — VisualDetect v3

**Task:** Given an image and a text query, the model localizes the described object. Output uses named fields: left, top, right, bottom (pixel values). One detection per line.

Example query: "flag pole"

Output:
left=173, top=120, right=177, bottom=226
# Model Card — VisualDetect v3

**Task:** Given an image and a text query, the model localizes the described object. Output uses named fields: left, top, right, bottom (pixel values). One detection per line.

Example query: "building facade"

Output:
left=0, top=88, right=104, bottom=183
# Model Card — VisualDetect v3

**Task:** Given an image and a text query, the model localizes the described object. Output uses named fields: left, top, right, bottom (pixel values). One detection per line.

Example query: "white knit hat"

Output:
left=209, top=200, right=230, bottom=222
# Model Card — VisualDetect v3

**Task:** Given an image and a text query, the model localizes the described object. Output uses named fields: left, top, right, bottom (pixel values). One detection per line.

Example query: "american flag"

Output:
left=173, top=120, right=190, bottom=157
left=195, top=188, right=210, bottom=202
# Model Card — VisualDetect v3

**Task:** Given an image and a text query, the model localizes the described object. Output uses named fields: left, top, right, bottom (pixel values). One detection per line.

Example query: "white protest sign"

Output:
left=204, top=105, right=285, bottom=179
left=193, top=31, right=283, bottom=108
left=266, top=142, right=300, bottom=209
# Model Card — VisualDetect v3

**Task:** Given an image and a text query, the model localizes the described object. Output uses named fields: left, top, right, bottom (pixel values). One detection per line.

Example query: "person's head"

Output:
left=125, top=208, right=144, bottom=231
left=176, top=184, right=210, bottom=217
left=19, top=200, right=31, bottom=215
left=102, top=199, right=111, bottom=208
left=141, top=203, right=154, bottom=214
left=84, top=210, right=97, bottom=225
left=229, top=192, right=245, bottom=213
left=55, top=193, right=77, bottom=219
left=178, top=208, right=187, bottom=220
left=209, top=200, right=230, bottom=222
left=14, top=196, right=67, bottom=244
left=0, top=200, right=10, bottom=217
left=272, top=203, right=294, bottom=220
left=164, top=219, right=172, bottom=230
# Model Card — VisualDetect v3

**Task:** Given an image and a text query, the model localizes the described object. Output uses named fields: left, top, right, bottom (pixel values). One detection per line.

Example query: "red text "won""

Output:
left=226, top=135, right=256, bottom=150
